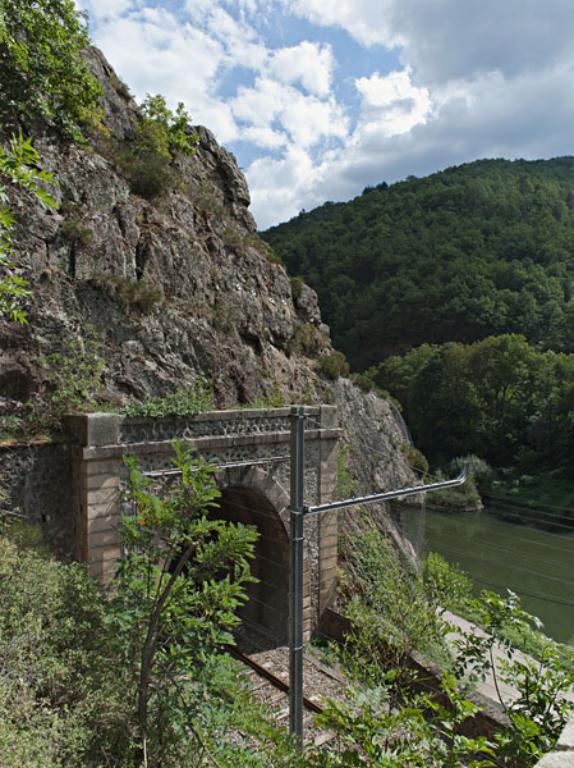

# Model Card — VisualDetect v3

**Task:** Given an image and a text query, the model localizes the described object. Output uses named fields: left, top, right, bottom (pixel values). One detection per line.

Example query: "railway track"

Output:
left=230, top=627, right=347, bottom=746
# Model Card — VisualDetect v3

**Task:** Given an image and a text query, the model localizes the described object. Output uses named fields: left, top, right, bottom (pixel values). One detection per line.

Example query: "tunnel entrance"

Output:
left=218, top=485, right=291, bottom=643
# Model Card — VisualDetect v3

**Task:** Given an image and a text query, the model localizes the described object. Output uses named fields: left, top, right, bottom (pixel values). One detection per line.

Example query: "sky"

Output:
left=77, top=0, right=574, bottom=229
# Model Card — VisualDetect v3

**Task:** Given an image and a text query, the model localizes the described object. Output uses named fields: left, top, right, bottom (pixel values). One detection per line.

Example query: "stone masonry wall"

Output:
left=67, top=406, right=340, bottom=637
left=0, top=443, right=75, bottom=559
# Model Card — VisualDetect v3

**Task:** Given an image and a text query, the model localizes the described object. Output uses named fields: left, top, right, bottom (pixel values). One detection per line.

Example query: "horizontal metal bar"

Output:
left=142, top=455, right=290, bottom=478
left=304, top=467, right=468, bottom=516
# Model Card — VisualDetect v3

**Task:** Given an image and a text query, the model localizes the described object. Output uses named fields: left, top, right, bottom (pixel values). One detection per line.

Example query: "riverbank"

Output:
left=485, top=474, right=574, bottom=526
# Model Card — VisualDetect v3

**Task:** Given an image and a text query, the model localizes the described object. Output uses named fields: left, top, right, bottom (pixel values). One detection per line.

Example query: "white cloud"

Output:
left=81, top=0, right=574, bottom=231
left=355, top=68, right=432, bottom=137
left=88, top=6, right=239, bottom=142
left=268, top=41, right=335, bottom=96
left=284, top=0, right=399, bottom=48
left=231, top=77, right=348, bottom=149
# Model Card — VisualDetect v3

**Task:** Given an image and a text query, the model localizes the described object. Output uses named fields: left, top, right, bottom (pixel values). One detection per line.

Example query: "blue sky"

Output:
left=78, top=0, right=574, bottom=229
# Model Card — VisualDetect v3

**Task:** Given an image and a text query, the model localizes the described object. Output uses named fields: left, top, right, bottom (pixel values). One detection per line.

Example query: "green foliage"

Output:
left=0, top=536, right=132, bottom=767
left=423, top=552, right=474, bottom=617
left=32, top=326, right=105, bottom=431
left=291, top=322, right=327, bottom=357
left=338, top=528, right=574, bottom=766
left=0, top=134, right=57, bottom=322
left=319, top=351, right=350, bottom=380
left=114, top=441, right=259, bottom=764
left=0, top=453, right=302, bottom=767
left=107, top=94, right=197, bottom=199
left=376, top=333, right=574, bottom=472
left=453, top=591, right=574, bottom=765
left=336, top=444, right=355, bottom=499
left=264, top=157, right=574, bottom=368
left=243, top=380, right=286, bottom=408
left=138, top=94, right=197, bottom=158
left=124, top=378, right=214, bottom=418
left=341, top=521, right=451, bottom=672
left=60, top=218, right=93, bottom=247
left=350, top=371, right=375, bottom=392
left=0, top=0, right=102, bottom=141
left=400, top=444, right=429, bottom=476
left=92, top=273, right=163, bottom=314
left=429, top=469, right=483, bottom=511
left=290, top=275, right=305, bottom=301
left=311, top=677, right=494, bottom=768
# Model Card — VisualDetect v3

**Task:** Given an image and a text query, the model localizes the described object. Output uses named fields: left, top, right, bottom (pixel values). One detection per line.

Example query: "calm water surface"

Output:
left=398, top=504, right=574, bottom=643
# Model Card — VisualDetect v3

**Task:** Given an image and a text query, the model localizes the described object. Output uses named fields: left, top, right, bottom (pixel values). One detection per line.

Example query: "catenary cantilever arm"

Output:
left=304, top=466, right=468, bottom=516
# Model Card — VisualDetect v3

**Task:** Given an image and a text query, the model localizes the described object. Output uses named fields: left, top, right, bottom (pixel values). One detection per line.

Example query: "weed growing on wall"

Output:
left=33, top=326, right=105, bottom=431
left=124, top=378, right=214, bottom=418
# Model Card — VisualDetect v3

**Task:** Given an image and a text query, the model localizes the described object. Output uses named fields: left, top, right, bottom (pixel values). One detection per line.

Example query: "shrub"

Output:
left=351, top=371, right=375, bottom=393
left=336, top=443, right=354, bottom=499
left=104, top=95, right=197, bottom=200
left=401, top=443, right=429, bottom=476
left=60, top=218, right=93, bottom=247
left=33, top=326, right=105, bottom=431
left=115, top=442, right=258, bottom=764
left=0, top=536, right=132, bottom=767
left=291, top=322, right=326, bottom=357
left=0, top=134, right=57, bottom=322
left=92, top=274, right=163, bottom=314
left=318, top=351, right=350, bottom=380
left=449, top=454, right=493, bottom=486
left=243, top=380, right=286, bottom=408
left=290, top=276, right=305, bottom=302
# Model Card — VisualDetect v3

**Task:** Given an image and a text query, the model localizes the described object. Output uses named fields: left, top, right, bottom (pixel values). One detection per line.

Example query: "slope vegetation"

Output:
left=264, top=159, right=574, bottom=369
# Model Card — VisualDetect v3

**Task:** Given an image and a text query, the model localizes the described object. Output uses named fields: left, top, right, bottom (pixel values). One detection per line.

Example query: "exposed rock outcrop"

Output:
left=2, top=47, right=417, bottom=550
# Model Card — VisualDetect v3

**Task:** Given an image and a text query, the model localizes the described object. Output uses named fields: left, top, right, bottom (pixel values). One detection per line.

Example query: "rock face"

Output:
left=2, top=47, right=416, bottom=547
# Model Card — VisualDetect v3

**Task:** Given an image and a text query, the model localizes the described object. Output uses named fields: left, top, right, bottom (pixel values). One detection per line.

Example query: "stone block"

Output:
left=87, top=501, right=119, bottom=519
left=65, top=413, right=121, bottom=447
left=558, top=719, right=574, bottom=750
left=319, top=405, right=338, bottom=429
left=88, top=529, right=120, bottom=549
left=535, top=751, right=574, bottom=767
left=87, top=513, right=119, bottom=534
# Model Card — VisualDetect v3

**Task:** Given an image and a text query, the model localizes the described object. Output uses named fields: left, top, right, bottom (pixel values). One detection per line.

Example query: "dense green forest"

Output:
left=374, top=334, right=574, bottom=470
left=264, top=160, right=574, bottom=473
left=263, top=158, right=574, bottom=369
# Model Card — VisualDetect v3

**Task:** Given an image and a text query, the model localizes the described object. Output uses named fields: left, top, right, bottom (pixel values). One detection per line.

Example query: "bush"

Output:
left=92, top=274, right=163, bottom=314
left=401, top=443, right=429, bottom=475
left=60, top=218, right=93, bottom=247
left=104, top=94, right=197, bottom=200
left=33, top=326, right=105, bottom=431
left=351, top=371, right=376, bottom=392
left=290, top=276, right=305, bottom=301
left=448, top=454, right=493, bottom=486
left=319, top=351, right=350, bottom=380
left=0, top=536, right=132, bottom=767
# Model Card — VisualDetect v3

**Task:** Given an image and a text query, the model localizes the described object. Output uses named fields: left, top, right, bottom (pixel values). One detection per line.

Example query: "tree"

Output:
left=113, top=441, right=258, bottom=766
left=0, top=133, right=56, bottom=322
left=0, top=0, right=102, bottom=141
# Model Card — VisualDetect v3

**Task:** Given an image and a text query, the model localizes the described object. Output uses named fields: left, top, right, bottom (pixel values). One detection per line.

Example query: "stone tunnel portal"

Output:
left=217, top=485, right=294, bottom=644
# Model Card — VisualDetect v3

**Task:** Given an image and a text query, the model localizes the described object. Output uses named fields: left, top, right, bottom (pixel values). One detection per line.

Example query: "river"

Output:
left=397, top=503, right=574, bottom=643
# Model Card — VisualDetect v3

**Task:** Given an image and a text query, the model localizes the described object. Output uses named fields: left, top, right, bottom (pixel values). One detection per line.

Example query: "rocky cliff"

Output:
left=1, top=48, right=416, bottom=548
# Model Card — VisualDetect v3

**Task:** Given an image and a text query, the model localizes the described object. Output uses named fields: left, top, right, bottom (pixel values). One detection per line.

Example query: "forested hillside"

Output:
left=263, top=158, right=574, bottom=369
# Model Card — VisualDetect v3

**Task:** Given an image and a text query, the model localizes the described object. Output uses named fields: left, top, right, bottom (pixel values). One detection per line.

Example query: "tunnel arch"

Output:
left=214, top=466, right=311, bottom=643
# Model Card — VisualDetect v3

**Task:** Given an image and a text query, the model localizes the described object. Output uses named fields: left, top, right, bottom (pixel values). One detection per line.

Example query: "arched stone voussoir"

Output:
left=215, top=464, right=290, bottom=532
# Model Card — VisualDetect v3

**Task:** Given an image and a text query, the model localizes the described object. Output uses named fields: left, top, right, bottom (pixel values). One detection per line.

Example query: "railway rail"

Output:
left=229, top=627, right=346, bottom=746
